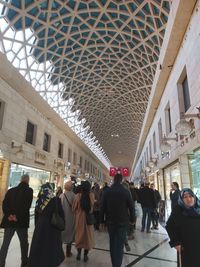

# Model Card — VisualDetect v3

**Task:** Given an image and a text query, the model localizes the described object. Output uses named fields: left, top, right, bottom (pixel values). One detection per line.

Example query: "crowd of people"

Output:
left=0, top=174, right=199, bottom=267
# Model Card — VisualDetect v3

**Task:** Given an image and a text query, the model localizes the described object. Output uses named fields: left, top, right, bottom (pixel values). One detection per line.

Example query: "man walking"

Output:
left=138, top=181, right=156, bottom=233
left=0, top=174, right=33, bottom=267
left=150, top=183, right=161, bottom=230
left=100, top=173, right=134, bottom=267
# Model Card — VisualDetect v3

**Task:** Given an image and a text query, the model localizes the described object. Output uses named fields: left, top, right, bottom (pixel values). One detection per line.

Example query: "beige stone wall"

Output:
left=134, top=0, right=200, bottom=188
left=0, top=77, right=107, bottom=192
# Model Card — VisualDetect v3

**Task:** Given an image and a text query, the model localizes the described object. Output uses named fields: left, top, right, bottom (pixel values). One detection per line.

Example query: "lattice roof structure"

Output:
left=0, top=0, right=171, bottom=171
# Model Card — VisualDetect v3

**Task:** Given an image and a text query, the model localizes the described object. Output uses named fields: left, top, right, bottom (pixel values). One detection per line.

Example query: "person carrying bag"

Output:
left=51, top=197, right=65, bottom=231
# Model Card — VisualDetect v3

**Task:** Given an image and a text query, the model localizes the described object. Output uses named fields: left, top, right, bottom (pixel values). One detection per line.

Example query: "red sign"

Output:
left=109, top=167, right=116, bottom=176
left=122, top=167, right=129, bottom=177
left=109, top=167, right=129, bottom=177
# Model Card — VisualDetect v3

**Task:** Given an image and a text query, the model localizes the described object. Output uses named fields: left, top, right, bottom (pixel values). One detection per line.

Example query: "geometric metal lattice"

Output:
left=0, top=0, right=170, bottom=170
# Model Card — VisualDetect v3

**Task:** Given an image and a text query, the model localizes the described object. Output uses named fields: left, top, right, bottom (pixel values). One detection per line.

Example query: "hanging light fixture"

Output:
left=160, top=140, right=171, bottom=153
left=175, top=113, right=192, bottom=136
left=148, top=161, right=155, bottom=168
left=145, top=166, right=151, bottom=172
left=175, top=108, right=200, bottom=136
left=160, top=134, right=178, bottom=153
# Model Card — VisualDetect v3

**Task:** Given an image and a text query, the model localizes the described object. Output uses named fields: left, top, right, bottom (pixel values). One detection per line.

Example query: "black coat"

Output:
left=170, top=189, right=180, bottom=210
left=166, top=205, right=200, bottom=267
left=0, top=182, right=33, bottom=228
left=138, top=186, right=156, bottom=208
left=28, top=197, right=65, bottom=267
left=101, top=182, right=134, bottom=225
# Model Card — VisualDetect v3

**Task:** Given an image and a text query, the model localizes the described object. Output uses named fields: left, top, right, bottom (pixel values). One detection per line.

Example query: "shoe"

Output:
left=154, top=226, right=159, bottom=230
left=125, top=243, right=131, bottom=252
left=146, top=230, right=151, bottom=233
left=84, top=255, right=88, bottom=262
left=151, top=227, right=154, bottom=230
left=141, top=228, right=144, bottom=232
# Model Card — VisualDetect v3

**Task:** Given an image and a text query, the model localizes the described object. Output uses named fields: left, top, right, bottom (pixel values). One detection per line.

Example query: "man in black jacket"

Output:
left=0, top=174, right=33, bottom=267
left=100, top=173, right=134, bottom=267
left=138, top=181, right=156, bottom=233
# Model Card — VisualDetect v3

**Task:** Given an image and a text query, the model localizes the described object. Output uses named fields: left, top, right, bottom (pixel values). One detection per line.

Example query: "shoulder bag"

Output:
left=86, top=212, right=95, bottom=225
left=51, top=197, right=65, bottom=231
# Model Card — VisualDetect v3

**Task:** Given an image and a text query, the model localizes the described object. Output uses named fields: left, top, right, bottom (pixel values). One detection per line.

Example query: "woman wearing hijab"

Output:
left=166, top=188, right=200, bottom=267
left=72, top=180, right=95, bottom=262
left=60, top=181, right=75, bottom=257
left=28, top=183, right=65, bottom=267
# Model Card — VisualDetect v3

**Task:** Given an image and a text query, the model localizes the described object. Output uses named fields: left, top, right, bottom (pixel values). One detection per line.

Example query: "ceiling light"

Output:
left=111, top=134, right=119, bottom=137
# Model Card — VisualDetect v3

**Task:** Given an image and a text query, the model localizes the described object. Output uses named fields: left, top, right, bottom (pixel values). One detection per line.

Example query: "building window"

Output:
left=43, top=132, right=51, bottom=152
left=158, top=119, right=163, bottom=146
left=146, top=147, right=148, bottom=162
left=58, top=142, right=63, bottom=158
left=153, top=132, right=156, bottom=153
left=165, top=103, right=172, bottom=135
left=80, top=156, right=82, bottom=168
left=177, top=69, right=191, bottom=113
left=73, top=152, right=77, bottom=165
left=182, top=76, right=191, bottom=112
left=91, top=163, right=93, bottom=173
left=68, top=148, right=72, bottom=163
left=149, top=140, right=152, bottom=159
left=0, top=99, right=5, bottom=130
left=25, top=121, right=36, bottom=145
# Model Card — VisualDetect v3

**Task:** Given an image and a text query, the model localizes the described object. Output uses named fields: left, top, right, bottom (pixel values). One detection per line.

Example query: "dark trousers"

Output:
left=107, top=224, right=127, bottom=267
left=142, top=207, right=153, bottom=231
left=0, top=228, right=29, bottom=267
left=151, top=209, right=159, bottom=227
left=93, top=210, right=100, bottom=230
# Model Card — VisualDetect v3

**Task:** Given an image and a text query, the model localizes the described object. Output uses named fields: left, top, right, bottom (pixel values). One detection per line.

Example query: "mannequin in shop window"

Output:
left=170, top=182, right=181, bottom=211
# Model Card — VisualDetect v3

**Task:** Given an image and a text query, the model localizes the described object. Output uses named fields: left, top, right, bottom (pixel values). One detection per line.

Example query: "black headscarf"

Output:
left=178, top=188, right=200, bottom=217
left=80, top=180, right=91, bottom=214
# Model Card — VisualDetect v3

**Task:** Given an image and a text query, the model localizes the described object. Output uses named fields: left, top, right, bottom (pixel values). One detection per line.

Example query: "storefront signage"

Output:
left=35, top=151, right=46, bottom=165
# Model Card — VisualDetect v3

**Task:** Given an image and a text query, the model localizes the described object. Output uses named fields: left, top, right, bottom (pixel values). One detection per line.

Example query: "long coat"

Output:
left=28, top=197, right=65, bottom=267
left=60, top=190, right=75, bottom=244
left=170, top=189, right=181, bottom=210
left=1, top=182, right=33, bottom=228
left=72, top=192, right=95, bottom=250
left=166, top=205, right=200, bottom=267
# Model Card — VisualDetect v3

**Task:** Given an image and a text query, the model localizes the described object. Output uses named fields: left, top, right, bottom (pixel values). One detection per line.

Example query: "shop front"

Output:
left=163, top=160, right=181, bottom=218
left=9, top=163, right=51, bottom=210
left=188, top=148, right=200, bottom=199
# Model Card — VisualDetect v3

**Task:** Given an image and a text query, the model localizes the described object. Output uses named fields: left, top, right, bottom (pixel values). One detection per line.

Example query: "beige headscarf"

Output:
left=64, top=181, right=73, bottom=191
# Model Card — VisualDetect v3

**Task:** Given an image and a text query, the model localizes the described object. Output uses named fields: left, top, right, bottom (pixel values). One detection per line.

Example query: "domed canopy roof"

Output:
left=0, top=0, right=170, bottom=169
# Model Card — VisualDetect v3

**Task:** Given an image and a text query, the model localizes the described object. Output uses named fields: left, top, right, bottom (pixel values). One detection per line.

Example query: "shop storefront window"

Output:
left=9, top=164, right=51, bottom=210
left=189, top=151, right=200, bottom=198
left=164, top=161, right=181, bottom=218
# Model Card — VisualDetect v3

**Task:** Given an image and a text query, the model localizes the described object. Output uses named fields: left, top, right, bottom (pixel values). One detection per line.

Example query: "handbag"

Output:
left=51, top=197, right=65, bottom=231
left=86, top=212, right=95, bottom=225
